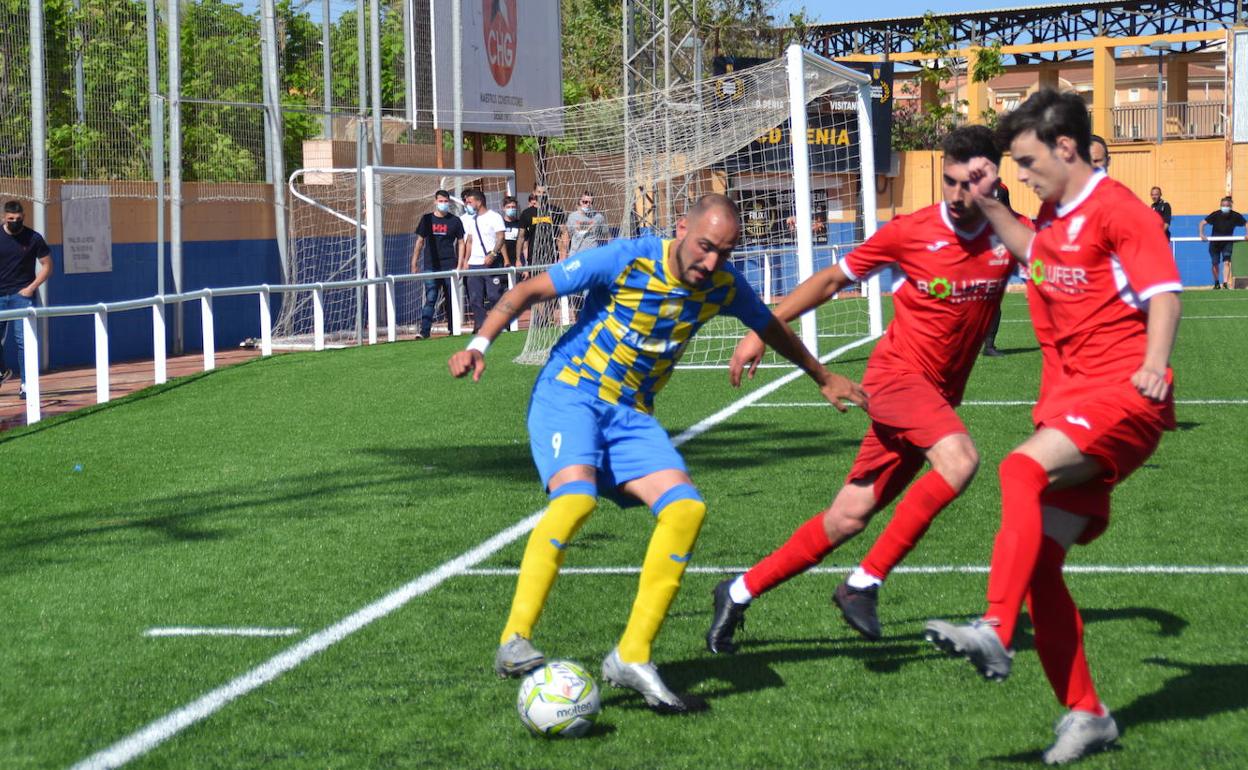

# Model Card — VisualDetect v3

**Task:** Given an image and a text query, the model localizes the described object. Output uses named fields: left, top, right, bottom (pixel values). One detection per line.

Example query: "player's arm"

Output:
left=1133, top=291, right=1180, bottom=401
left=729, top=263, right=854, bottom=381
left=448, top=272, right=560, bottom=381
left=964, top=157, right=1034, bottom=262
left=1198, top=219, right=1207, bottom=240
left=410, top=235, right=426, bottom=274
left=753, top=316, right=866, bottom=412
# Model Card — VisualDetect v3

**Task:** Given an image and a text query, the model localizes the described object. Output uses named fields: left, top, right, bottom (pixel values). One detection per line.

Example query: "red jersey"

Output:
left=1026, top=173, right=1182, bottom=386
left=841, top=202, right=1017, bottom=403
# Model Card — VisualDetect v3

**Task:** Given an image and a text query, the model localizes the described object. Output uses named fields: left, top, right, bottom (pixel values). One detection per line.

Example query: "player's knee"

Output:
left=823, top=505, right=869, bottom=540
left=542, top=480, right=599, bottom=530
left=652, top=484, right=706, bottom=536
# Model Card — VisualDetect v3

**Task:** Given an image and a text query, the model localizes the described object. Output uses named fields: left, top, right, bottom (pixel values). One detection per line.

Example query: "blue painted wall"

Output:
left=1, top=238, right=283, bottom=373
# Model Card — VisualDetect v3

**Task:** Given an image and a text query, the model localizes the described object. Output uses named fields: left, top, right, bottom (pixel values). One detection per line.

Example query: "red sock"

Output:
left=985, top=452, right=1050, bottom=647
left=1027, top=536, right=1102, bottom=713
left=743, top=512, right=832, bottom=597
left=861, top=471, right=958, bottom=580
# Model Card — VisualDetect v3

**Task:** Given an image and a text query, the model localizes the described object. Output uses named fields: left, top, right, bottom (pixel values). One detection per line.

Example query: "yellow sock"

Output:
left=618, top=496, right=707, bottom=663
left=500, top=492, right=597, bottom=643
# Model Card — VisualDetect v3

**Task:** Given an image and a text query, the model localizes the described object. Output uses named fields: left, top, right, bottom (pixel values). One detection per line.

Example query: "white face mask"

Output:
left=465, top=204, right=478, bottom=215
left=1222, top=206, right=1233, bottom=214
left=436, top=201, right=450, bottom=213
left=505, top=208, right=518, bottom=218
left=580, top=205, right=592, bottom=215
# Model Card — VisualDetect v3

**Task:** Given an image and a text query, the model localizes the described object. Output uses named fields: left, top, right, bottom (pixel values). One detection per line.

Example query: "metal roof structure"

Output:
left=803, top=1, right=1243, bottom=63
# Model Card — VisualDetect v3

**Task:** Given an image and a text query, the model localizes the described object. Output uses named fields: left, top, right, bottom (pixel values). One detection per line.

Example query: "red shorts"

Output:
left=1035, top=379, right=1173, bottom=544
left=846, top=371, right=967, bottom=511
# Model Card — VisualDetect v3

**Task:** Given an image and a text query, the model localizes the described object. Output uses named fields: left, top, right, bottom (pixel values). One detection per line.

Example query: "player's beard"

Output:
left=673, top=241, right=710, bottom=286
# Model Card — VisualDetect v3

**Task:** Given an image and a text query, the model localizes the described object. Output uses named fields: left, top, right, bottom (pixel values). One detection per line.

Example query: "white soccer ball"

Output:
left=516, top=660, right=601, bottom=738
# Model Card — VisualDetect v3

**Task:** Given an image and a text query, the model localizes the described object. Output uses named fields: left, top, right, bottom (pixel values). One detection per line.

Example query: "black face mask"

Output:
left=5, top=219, right=23, bottom=235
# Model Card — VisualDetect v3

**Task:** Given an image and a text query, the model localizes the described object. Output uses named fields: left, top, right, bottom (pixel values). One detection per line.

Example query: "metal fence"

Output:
left=1112, top=101, right=1227, bottom=142
left=0, top=0, right=433, bottom=350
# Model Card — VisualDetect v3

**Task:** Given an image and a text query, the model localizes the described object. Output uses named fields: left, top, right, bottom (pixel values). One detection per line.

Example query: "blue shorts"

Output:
left=527, top=377, right=686, bottom=503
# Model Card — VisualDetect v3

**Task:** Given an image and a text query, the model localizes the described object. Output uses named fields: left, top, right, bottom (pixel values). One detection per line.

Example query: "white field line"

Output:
left=143, top=628, right=301, bottom=638
left=464, top=565, right=1248, bottom=576
left=72, top=335, right=877, bottom=770
left=1001, top=315, right=1248, bottom=323
left=748, top=399, right=1248, bottom=408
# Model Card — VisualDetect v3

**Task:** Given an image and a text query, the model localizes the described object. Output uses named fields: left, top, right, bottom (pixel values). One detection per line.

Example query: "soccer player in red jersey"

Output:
left=706, top=126, right=1022, bottom=651
left=924, top=90, right=1182, bottom=765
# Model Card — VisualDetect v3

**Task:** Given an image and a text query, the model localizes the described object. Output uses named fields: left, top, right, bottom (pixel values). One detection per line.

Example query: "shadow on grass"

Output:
left=1116, top=657, right=1248, bottom=730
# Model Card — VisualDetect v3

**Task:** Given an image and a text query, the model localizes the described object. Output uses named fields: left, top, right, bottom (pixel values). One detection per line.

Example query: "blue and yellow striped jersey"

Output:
left=542, top=236, right=773, bottom=414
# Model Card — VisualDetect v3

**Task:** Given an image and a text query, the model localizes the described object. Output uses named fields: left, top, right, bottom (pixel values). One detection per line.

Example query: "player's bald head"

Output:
left=687, top=194, right=740, bottom=229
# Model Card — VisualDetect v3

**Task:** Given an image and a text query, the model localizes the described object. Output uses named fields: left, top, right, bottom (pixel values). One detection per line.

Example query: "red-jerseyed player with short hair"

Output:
left=924, top=90, right=1182, bottom=766
left=706, top=125, right=1024, bottom=652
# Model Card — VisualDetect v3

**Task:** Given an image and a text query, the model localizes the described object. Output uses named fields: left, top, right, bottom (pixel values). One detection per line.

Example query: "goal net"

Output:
left=514, top=46, right=882, bottom=368
left=280, top=167, right=515, bottom=347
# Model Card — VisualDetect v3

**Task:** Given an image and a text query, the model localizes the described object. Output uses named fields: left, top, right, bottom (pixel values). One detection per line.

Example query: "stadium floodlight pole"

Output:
left=856, top=77, right=883, bottom=339
left=30, top=0, right=49, bottom=370
left=145, top=0, right=165, bottom=297
left=261, top=0, right=289, bottom=283
left=369, top=0, right=384, bottom=161
left=403, top=0, right=417, bottom=132
left=785, top=44, right=818, bottom=356
left=322, top=0, right=332, bottom=139
left=452, top=0, right=464, bottom=194
left=168, top=0, right=185, bottom=354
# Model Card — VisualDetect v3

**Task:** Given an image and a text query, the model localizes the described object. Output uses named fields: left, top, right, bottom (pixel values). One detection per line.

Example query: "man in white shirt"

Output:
left=459, top=189, right=507, bottom=332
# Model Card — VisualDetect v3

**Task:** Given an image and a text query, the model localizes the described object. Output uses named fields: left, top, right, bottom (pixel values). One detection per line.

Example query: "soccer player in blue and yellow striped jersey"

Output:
left=449, top=194, right=866, bottom=712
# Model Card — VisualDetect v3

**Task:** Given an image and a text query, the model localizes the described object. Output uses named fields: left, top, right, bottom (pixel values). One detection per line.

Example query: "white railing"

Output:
left=0, top=264, right=537, bottom=426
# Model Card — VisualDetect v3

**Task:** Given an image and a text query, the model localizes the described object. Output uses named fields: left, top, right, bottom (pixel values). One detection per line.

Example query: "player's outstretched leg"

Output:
left=612, top=486, right=706, bottom=711
left=494, top=482, right=597, bottom=677
left=839, top=468, right=959, bottom=641
left=706, top=510, right=837, bottom=654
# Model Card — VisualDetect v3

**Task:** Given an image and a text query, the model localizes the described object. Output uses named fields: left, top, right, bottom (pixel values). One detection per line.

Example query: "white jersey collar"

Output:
left=940, top=201, right=988, bottom=241
left=1056, top=169, right=1107, bottom=218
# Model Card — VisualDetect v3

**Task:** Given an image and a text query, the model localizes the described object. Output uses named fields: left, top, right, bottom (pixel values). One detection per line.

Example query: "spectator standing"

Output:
left=1150, top=187, right=1172, bottom=240
left=1089, top=134, right=1110, bottom=172
left=410, top=189, right=464, bottom=339
left=0, top=200, right=52, bottom=398
left=1199, top=196, right=1246, bottom=289
left=501, top=195, right=523, bottom=271
left=460, top=189, right=506, bottom=331
left=518, top=184, right=565, bottom=266
left=561, top=191, right=609, bottom=260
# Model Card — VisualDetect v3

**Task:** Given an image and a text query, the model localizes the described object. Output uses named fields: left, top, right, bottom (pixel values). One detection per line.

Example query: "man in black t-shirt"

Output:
left=411, top=189, right=465, bottom=338
left=1200, top=196, right=1247, bottom=289
left=501, top=195, right=522, bottom=269
left=1150, top=187, right=1172, bottom=240
left=517, top=183, right=565, bottom=268
left=0, top=200, right=52, bottom=396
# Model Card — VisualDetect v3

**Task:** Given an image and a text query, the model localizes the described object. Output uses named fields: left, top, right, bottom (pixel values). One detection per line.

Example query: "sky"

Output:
left=770, top=0, right=1060, bottom=25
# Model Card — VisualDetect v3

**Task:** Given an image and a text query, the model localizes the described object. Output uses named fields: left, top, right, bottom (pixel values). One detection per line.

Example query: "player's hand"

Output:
left=965, top=156, right=1001, bottom=201
left=728, top=332, right=766, bottom=387
left=1131, top=365, right=1169, bottom=402
left=449, top=350, right=486, bottom=381
left=818, top=371, right=868, bottom=413
left=1199, top=233, right=1207, bottom=241
left=18, top=287, right=35, bottom=298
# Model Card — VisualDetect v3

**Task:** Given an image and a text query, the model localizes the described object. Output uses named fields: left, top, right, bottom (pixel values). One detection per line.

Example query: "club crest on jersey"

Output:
left=1061, top=214, right=1086, bottom=252
left=988, top=235, right=1011, bottom=264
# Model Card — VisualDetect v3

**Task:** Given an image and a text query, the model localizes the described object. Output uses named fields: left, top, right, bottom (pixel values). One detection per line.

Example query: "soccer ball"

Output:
left=516, top=660, right=601, bottom=738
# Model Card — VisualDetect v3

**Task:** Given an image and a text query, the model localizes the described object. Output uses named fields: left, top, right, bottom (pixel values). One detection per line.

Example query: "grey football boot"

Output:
left=1042, top=709, right=1120, bottom=765
left=924, top=618, right=1014, bottom=681
left=494, top=633, right=545, bottom=678
left=601, top=647, right=690, bottom=714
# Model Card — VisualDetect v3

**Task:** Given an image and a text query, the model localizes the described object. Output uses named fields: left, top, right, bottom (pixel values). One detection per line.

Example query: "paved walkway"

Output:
left=0, top=348, right=264, bottom=433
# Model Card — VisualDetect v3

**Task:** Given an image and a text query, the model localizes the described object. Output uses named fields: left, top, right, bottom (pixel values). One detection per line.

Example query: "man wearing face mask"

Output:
left=411, top=190, right=465, bottom=339
left=1199, top=196, right=1246, bottom=289
left=501, top=195, right=523, bottom=271
left=560, top=191, right=609, bottom=261
left=459, top=189, right=507, bottom=332
left=0, top=200, right=52, bottom=397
